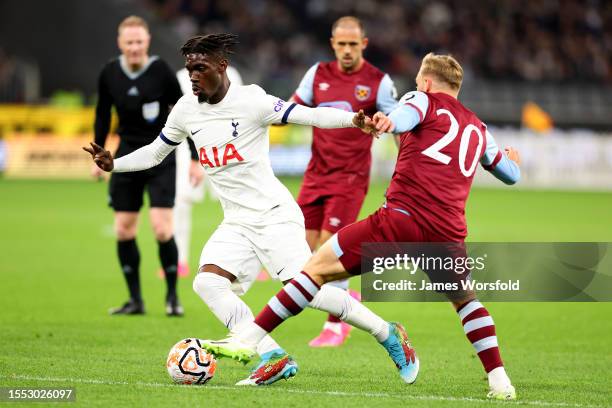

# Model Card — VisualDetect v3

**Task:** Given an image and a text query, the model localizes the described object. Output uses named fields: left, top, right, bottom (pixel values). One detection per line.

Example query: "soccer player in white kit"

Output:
left=172, top=65, right=243, bottom=277
left=84, top=34, right=398, bottom=386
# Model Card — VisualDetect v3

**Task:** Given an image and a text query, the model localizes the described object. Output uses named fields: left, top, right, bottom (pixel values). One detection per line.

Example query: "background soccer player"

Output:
left=291, top=16, right=399, bottom=347
left=201, top=53, right=521, bottom=400
left=92, top=16, right=185, bottom=316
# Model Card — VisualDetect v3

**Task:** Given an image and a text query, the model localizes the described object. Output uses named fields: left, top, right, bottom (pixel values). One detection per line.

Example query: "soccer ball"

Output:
left=166, top=338, right=217, bottom=384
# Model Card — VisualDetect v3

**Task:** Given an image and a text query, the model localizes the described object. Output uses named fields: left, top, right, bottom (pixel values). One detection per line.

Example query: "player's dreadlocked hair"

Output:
left=180, top=34, right=239, bottom=61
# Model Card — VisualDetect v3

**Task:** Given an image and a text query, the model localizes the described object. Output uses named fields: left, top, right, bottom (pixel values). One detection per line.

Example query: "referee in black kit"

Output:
left=91, top=16, right=197, bottom=317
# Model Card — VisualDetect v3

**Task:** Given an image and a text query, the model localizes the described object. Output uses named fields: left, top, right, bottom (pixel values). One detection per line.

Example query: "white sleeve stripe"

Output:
left=330, top=234, right=344, bottom=257
left=405, top=102, right=424, bottom=122
left=399, top=91, right=429, bottom=121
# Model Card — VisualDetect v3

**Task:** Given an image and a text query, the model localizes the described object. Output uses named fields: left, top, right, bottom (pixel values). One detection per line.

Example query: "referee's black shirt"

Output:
left=94, top=55, right=183, bottom=159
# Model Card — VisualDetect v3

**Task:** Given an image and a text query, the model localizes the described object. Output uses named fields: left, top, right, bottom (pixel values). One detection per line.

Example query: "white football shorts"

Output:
left=198, top=220, right=312, bottom=295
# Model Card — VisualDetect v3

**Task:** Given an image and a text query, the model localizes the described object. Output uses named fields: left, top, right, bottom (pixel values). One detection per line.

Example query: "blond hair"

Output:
left=118, top=15, right=149, bottom=35
left=419, top=53, right=463, bottom=91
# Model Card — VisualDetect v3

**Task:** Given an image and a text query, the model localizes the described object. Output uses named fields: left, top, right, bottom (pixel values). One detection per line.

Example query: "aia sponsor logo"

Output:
left=354, top=85, right=371, bottom=101
left=199, top=143, right=244, bottom=168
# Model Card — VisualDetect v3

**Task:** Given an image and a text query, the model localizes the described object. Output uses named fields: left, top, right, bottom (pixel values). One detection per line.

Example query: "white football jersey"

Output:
left=161, top=84, right=303, bottom=226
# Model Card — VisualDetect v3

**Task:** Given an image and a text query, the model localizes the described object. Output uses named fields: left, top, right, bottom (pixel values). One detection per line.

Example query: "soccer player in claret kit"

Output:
left=85, top=34, right=416, bottom=386
left=201, top=53, right=521, bottom=400
left=292, top=16, right=398, bottom=347
left=93, top=16, right=188, bottom=316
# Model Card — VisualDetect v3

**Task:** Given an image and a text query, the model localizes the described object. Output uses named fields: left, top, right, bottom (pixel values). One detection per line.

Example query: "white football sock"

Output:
left=173, top=198, right=192, bottom=264
left=192, top=272, right=281, bottom=356
left=309, top=285, right=389, bottom=342
left=488, top=366, right=512, bottom=390
left=323, top=321, right=343, bottom=335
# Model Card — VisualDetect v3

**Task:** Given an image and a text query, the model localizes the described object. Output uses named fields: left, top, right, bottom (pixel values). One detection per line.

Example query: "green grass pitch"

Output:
left=1, top=178, right=611, bottom=407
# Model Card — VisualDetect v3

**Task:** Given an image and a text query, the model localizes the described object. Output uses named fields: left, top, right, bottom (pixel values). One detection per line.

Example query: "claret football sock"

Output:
left=117, top=238, right=141, bottom=301
left=158, top=237, right=179, bottom=300
left=249, top=271, right=389, bottom=344
left=253, top=271, right=320, bottom=334
left=457, top=300, right=507, bottom=378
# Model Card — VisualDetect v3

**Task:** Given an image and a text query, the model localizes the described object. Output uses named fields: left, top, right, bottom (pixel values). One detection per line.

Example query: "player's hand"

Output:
left=189, top=160, right=204, bottom=187
left=83, top=142, right=114, bottom=172
left=505, top=146, right=521, bottom=166
left=372, top=111, right=395, bottom=133
left=353, top=110, right=380, bottom=138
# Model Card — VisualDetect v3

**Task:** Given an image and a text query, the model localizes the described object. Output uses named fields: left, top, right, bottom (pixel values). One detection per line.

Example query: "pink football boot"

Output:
left=308, top=289, right=361, bottom=347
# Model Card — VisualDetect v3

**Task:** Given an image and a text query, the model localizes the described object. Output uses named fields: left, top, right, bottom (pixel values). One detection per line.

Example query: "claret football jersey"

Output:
left=293, top=61, right=398, bottom=194
left=386, top=91, right=490, bottom=241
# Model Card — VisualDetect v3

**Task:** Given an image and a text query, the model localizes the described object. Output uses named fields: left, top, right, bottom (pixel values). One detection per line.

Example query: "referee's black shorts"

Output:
left=109, top=151, right=176, bottom=212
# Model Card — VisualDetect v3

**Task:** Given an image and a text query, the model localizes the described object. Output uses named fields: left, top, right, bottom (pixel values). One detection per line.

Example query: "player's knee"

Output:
left=316, top=271, right=349, bottom=285
left=115, top=222, right=137, bottom=240
left=449, top=290, right=476, bottom=310
left=152, top=221, right=173, bottom=242
left=192, top=272, right=232, bottom=304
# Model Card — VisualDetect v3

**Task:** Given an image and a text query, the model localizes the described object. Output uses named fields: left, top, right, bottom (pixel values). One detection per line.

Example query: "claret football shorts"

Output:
left=298, top=190, right=367, bottom=234
left=332, top=206, right=471, bottom=299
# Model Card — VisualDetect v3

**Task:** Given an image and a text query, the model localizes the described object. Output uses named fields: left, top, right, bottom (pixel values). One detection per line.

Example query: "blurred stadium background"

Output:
left=0, top=0, right=611, bottom=189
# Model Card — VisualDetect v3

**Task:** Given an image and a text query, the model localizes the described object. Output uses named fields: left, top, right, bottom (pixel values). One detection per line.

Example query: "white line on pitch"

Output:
left=0, top=374, right=605, bottom=408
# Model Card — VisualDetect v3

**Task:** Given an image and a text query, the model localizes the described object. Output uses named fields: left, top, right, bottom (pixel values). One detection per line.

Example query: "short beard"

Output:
left=198, top=94, right=208, bottom=104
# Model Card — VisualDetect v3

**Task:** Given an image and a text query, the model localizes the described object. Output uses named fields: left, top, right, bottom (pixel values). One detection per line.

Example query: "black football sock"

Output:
left=117, top=239, right=141, bottom=302
left=158, top=237, right=178, bottom=300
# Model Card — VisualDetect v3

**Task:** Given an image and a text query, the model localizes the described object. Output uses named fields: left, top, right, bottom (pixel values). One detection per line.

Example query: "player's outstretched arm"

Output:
left=481, top=131, right=521, bottom=185
left=283, top=103, right=379, bottom=137
left=375, top=91, right=428, bottom=135
left=82, top=135, right=176, bottom=173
